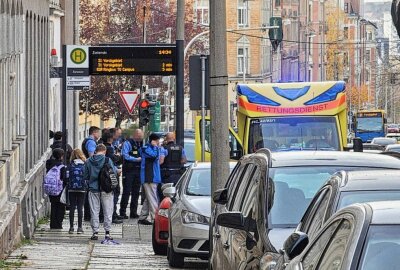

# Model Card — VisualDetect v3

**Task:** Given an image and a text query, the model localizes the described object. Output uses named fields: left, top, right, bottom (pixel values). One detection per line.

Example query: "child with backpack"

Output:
left=44, top=149, right=66, bottom=229
left=84, top=144, right=119, bottom=241
left=68, top=149, right=87, bottom=234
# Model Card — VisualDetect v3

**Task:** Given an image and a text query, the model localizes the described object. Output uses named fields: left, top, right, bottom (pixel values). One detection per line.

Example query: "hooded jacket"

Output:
left=83, top=154, right=117, bottom=192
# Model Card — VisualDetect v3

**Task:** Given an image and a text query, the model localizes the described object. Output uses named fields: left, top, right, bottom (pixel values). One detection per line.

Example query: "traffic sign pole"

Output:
left=62, top=45, right=68, bottom=165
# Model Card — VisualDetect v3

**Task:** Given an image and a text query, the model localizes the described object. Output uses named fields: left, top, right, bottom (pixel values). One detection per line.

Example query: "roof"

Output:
left=340, top=170, right=400, bottom=191
left=368, top=201, right=400, bottom=224
left=270, top=151, right=400, bottom=168
left=191, top=162, right=237, bottom=169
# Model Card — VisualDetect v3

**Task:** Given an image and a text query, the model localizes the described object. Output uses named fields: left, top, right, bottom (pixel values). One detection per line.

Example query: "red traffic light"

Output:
left=140, top=99, right=150, bottom=109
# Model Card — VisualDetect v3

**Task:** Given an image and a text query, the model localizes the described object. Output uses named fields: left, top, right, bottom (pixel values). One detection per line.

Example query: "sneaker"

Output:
left=77, top=227, right=84, bottom=234
left=90, top=233, right=99, bottom=240
left=138, top=219, right=153, bottom=225
left=112, top=219, right=123, bottom=224
left=68, top=227, right=74, bottom=234
left=105, top=234, right=113, bottom=240
left=120, top=215, right=129, bottom=219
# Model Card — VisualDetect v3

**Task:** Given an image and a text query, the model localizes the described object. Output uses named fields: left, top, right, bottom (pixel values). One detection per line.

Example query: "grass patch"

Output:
left=0, top=259, right=24, bottom=269
left=37, top=216, right=49, bottom=226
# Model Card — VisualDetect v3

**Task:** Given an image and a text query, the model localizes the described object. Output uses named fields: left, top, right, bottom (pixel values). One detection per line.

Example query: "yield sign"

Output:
left=119, top=91, right=140, bottom=114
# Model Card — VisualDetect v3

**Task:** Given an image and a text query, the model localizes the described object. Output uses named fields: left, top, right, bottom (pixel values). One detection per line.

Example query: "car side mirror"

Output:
left=353, top=138, right=363, bottom=152
left=213, top=188, right=228, bottom=205
left=283, top=232, right=309, bottom=260
left=216, top=212, right=245, bottom=230
left=163, top=187, right=176, bottom=198
left=161, top=183, right=174, bottom=192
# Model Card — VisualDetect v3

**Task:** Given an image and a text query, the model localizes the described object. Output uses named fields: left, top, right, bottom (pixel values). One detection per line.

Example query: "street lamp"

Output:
left=305, top=31, right=316, bottom=82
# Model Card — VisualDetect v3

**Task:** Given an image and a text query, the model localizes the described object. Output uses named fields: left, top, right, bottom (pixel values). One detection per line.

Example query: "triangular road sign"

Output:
left=119, top=91, right=140, bottom=114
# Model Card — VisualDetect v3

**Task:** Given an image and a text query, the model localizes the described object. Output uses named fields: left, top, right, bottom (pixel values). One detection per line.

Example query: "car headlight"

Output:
left=158, top=208, right=169, bottom=218
left=181, top=210, right=209, bottom=225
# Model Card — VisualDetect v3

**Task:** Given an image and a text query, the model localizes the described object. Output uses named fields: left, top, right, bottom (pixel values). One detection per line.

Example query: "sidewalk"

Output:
left=4, top=216, right=207, bottom=269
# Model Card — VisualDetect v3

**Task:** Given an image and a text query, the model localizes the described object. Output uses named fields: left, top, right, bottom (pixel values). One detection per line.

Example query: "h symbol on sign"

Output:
left=75, top=51, right=83, bottom=61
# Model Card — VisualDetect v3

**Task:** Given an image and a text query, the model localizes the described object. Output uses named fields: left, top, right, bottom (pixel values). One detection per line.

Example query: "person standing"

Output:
left=103, top=132, right=123, bottom=224
left=120, top=129, right=143, bottom=219
left=50, top=131, right=73, bottom=161
left=110, top=128, right=123, bottom=152
left=138, top=133, right=164, bottom=225
left=82, top=126, right=100, bottom=221
left=68, top=149, right=87, bottom=234
left=84, top=144, right=118, bottom=241
left=161, top=132, right=187, bottom=184
left=45, top=149, right=66, bottom=229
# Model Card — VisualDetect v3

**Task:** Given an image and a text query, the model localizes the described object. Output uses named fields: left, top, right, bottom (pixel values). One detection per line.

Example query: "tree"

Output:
left=347, top=84, right=370, bottom=111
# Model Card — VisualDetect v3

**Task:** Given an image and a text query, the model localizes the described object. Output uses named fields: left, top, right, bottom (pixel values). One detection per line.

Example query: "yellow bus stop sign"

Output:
left=70, top=48, right=87, bottom=65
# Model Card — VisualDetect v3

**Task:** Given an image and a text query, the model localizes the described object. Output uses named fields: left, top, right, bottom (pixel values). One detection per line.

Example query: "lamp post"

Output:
left=305, top=32, right=316, bottom=82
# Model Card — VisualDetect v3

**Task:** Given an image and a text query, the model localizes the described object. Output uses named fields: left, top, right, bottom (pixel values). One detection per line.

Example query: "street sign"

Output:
left=89, top=45, right=177, bottom=76
left=66, top=45, right=90, bottom=91
left=119, top=91, right=140, bottom=114
left=189, top=55, right=210, bottom=110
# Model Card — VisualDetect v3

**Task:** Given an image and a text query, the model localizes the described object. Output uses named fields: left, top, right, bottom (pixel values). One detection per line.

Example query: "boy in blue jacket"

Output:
left=138, top=133, right=165, bottom=225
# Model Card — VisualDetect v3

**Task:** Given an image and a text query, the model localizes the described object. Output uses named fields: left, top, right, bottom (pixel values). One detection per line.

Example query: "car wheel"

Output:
left=167, top=226, right=185, bottom=268
left=152, top=223, right=167, bottom=255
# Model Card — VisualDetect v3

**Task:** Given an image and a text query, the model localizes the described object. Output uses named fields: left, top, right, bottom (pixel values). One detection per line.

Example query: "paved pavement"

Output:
left=5, top=212, right=208, bottom=269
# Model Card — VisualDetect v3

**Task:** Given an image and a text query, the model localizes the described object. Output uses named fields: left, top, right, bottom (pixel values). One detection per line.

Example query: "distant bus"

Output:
left=355, top=110, right=386, bottom=143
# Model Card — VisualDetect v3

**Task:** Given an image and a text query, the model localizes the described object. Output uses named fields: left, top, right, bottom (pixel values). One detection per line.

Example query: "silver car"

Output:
left=164, top=162, right=236, bottom=268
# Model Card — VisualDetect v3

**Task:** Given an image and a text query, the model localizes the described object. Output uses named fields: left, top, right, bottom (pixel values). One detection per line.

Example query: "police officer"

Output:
left=161, top=132, right=187, bottom=184
left=120, top=129, right=143, bottom=219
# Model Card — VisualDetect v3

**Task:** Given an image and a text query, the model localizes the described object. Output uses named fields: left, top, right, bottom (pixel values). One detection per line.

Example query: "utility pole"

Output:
left=210, top=0, right=230, bottom=196
left=73, top=0, right=80, bottom=147
left=176, top=0, right=185, bottom=146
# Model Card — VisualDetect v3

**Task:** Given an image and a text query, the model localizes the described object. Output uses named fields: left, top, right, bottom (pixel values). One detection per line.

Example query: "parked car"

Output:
left=278, top=201, right=400, bottom=270
left=211, top=150, right=400, bottom=270
left=386, top=132, right=400, bottom=142
left=371, top=137, right=397, bottom=146
left=165, top=162, right=236, bottom=268
left=387, top=123, right=400, bottom=133
left=296, top=170, right=400, bottom=242
left=385, top=144, right=400, bottom=153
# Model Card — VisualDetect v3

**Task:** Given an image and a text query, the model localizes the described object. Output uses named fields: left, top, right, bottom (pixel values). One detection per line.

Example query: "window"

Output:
left=343, top=52, right=349, bottom=66
left=226, top=164, right=247, bottom=210
left=344, top=27, right=349, bottom=40
left=368, top=32, right=373, bottom=41
left=262, top=39, right=271, bottom=75
left=195, top=0, right=209, bottom=25
left=238, top=0, right=249, bottom=27
left=199, top=119, right=211, bottom=152
left=366, top=50, right=371, bottom=62
left=317, top=219, right=353, bottom=269
left=305, top=188, right=332, bottom=239
left=365, top=70, right=370, bottom=82
left=231, top=164, right=256, bottom=211
left=237, top=37, right=250, bottom=75
left=302, top=220, right=342, bottom=270
left=240, top=170, right=260, bottom=216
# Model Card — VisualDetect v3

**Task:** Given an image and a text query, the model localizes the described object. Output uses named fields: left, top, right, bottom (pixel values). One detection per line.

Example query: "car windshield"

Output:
left=357, top=117, right=383, bottom=133
left=338, top=191, right=400, bottom=209
left=184, top=141, right=195, bottom=162
left=186, top=167, right=233, bottom=196
left=249, top=117, right=339, bottom=152
left=358, top=225, right=400, bottom=270
left=268, top=166, right=381, bottom=228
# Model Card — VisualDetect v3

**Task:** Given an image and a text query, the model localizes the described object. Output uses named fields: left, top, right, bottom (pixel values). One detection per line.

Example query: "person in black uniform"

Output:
left=161, top=132, right=187, bottom=185
left=120, top=129, right=144, bottom=219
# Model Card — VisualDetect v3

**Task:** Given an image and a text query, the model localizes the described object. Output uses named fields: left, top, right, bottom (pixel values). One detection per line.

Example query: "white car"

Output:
left=164, top=162, right=236, bottom=268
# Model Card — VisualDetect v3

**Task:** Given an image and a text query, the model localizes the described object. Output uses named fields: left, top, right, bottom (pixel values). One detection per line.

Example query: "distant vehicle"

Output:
left=387, top=123, right=400, bottom=133
left=279, top=201, right=400, bottom=270
left=386, top=132, right=400, bottom=142
left=184, top=129, right=195, bottom=139
left=371, top=137, right=397, bottom=146
left=354, top=110, right=386, bottom=142
left=165, top=162, right=236, bottom=268
left=385, top=144, right=400, bottom=153
left=211, top=150, right=400, bottom=270
left=184, top=138, right=195, bottom=162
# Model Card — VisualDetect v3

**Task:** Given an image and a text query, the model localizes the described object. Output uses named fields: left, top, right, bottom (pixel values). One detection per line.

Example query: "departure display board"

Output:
left=357, top=112, right=382, bottom=118
left=89, top=45, right=177, bottom=76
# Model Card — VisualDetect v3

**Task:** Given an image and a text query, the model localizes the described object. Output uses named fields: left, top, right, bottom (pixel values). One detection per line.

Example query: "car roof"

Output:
left=387, top=133, right=400, bottom=136
left=339, top=170, right=400, bottom=191
left=270, top=151, right=400, bottom=168
left=191, top=162, right=237, bottom=169
left=368, top=201, right=400, bottom=224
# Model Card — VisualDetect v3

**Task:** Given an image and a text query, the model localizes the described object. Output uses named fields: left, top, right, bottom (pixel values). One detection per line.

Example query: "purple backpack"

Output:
left=43, top=165, right=64, bottom=196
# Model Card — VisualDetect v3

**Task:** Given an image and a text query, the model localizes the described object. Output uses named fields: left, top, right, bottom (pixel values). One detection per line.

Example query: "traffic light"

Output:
left=139, top=99, right=151, bottom=127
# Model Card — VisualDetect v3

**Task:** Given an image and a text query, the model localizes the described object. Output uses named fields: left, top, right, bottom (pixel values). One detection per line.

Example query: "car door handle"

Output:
left=214, top=233, right=221, bottom=239
left=223, top=243, right=230, bottom=249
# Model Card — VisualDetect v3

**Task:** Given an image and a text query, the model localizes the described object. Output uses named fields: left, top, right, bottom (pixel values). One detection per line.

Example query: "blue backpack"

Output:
left=68, top=162, right=86, bottom=191
left=43, top=165, right=64, bottom=196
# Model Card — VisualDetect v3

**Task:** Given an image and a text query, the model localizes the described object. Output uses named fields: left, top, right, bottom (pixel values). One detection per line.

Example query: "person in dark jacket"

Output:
left=84, top=144, right=118, bottom=241
left=45, top=148, right=66, bottom=229
left=103, top=132, right=123, bottom=224
left=50, top=131, right=73, bottom=161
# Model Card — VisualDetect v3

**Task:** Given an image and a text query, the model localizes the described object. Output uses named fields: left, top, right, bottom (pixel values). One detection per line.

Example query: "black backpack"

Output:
left=99, top=157, right=118, bottom=193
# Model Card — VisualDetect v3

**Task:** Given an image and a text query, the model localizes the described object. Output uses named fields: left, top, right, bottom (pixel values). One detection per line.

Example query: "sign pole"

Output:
left=176, top=0, right=185, bottom=146
left=62, top=45, right=68, bottom=165
left=201, top=55, right=207, bottom=162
